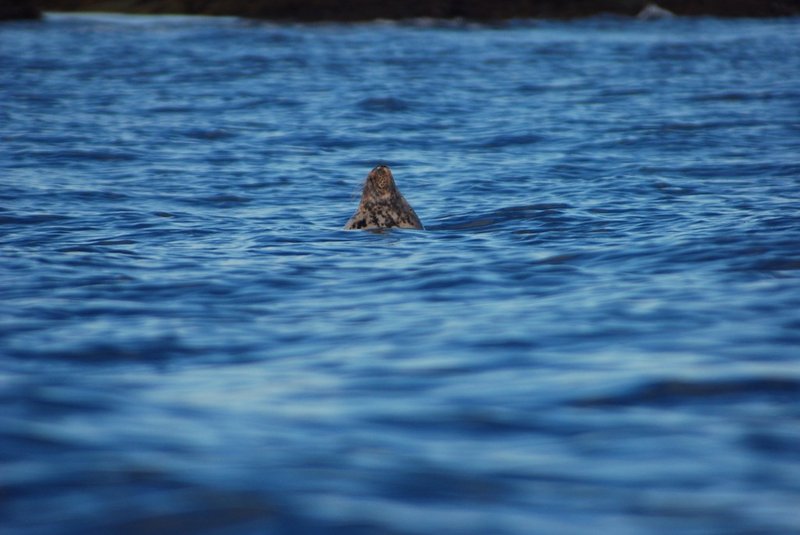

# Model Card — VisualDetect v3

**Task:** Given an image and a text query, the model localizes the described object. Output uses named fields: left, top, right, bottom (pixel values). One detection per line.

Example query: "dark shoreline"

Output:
left=0, top=1, right=41, bottom=20
left=29, top=0, right=800, bottom=21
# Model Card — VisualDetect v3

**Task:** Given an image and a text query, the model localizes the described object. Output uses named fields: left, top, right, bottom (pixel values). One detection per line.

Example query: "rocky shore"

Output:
left=31, top=0, right=800, bottom=21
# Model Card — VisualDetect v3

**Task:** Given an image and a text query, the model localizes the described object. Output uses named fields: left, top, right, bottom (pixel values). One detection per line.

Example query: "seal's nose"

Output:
left=374, top=164, right=389, bottom=171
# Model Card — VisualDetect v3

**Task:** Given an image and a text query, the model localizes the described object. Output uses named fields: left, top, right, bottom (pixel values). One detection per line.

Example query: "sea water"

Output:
left=1, top=12, right=800, bottom=534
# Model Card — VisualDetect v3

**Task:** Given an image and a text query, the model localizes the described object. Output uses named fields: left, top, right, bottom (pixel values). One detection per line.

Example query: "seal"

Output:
left=344, top=165, right=424, bottom=230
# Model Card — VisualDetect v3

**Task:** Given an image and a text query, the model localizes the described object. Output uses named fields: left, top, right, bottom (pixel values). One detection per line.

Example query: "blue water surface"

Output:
left=2, top=12, right=800, bottom=534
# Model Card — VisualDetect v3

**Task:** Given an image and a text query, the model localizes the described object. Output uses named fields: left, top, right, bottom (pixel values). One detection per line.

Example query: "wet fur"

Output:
left=344, top=165, right=423, bottom=230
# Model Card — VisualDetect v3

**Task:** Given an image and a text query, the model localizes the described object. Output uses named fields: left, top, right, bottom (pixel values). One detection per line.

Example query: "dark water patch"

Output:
left=651, top=180, right=701, bottom=197
left=101, top=490, right=286, bottom=535
left=1, top=382, right=119, bottom=417
left=690, top=89, right=800, bottom=103
left=8, top=336, right=206, bottom=364
left=741, top=256, right=800, bottom=274
left=2, top=132, right=91, bottom=145
left=59, top=244, right=110, bottom=254
left=49, top=189, right=133, bottom=203
left=411, top=272, right=491, bottom=292
left=173, top=194, right=254, bottom=207
left=0, top=214, right=72, bottom=225
left=657, top=119, right=768, bottom=132
left=574, top=377, right=800, bottom=407
left=145, top=104, right=198, bottom=114
left=744, top=430, right=800, bottom=460
left=181, top=128, right=237, bottom=141
left=515, top=82, right=550, bottom=94
left=229, top=95, right=305, bottom=109
left=382, top=465, right=514, bottom=504
left=89, top=238, right=138, bottom=246
left=430, top=204, right=572, bottom=231
left=15, top=148, right=142, bottom=163
left=597, top=86, right=650, bottom=98
left=356, top=97, right=413, bottom=113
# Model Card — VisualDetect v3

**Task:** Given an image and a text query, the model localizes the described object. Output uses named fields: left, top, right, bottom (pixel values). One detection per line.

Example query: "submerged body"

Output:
left=344, top=165, right=424, bottom=230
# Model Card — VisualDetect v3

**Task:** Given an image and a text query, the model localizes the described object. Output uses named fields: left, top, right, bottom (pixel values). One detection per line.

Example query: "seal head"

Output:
left=344, top=165, right=423, bottom=230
